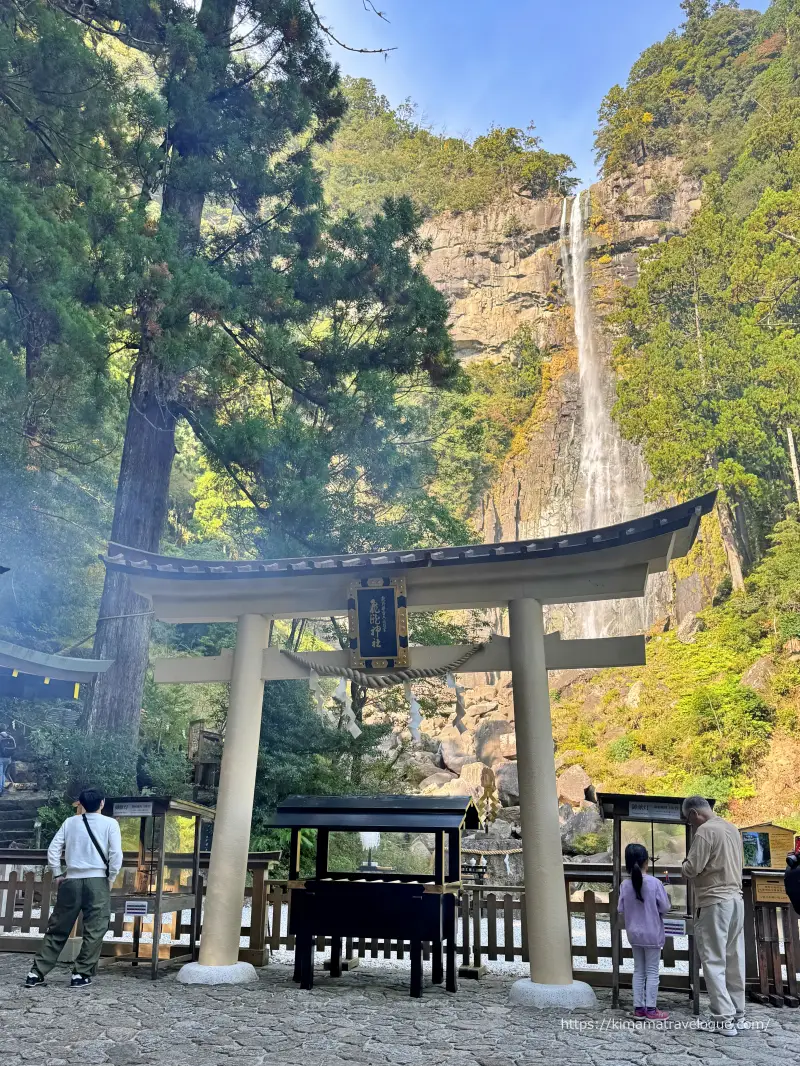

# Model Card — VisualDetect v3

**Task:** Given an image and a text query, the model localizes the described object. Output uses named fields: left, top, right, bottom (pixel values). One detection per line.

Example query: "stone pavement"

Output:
left=2, top=954, right=800, bottom=1066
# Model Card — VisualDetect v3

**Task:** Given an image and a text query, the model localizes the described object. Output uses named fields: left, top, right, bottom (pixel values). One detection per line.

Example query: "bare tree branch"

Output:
left=306, top=1, right=396, bottom=54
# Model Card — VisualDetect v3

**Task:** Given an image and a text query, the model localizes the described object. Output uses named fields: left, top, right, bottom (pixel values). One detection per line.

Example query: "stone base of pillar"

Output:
left=509, top=977, right=597, bottom=1009
left=458, top=963, right=487, bottom=980
left=177, top=961, right=259, bottom=985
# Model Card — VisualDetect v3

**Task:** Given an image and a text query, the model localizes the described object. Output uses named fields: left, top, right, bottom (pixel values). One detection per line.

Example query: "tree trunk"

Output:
left=85, top=359, right=178, bottom=737
left=716, top=498, right=746, bottom=593
left=85, top=0, right=236, bottom=738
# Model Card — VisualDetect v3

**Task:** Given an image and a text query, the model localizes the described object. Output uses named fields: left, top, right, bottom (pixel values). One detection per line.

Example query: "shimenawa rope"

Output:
left=279, top=640, right=488, bottom=689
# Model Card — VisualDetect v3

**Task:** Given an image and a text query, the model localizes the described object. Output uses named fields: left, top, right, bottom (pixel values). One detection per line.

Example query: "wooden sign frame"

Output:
left=348, top=576, right=409, bottom=671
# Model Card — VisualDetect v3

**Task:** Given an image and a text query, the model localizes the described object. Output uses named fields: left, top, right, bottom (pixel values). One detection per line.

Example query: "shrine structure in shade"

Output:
left=101, top=490, right=716, bottom=1006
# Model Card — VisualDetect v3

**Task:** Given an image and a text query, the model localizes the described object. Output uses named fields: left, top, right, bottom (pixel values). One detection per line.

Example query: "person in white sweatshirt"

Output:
left=25, top=788, right=123, bottom=988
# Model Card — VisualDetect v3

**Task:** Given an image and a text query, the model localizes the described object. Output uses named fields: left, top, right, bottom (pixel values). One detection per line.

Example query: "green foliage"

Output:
left=555, top=513, right=800, bottom=804
left=595, top=3, right=761, bottom=177
left=37, top=801, right=75, bottom=847
left=570, top=830, right=611, bottom=855
left=30, top=726, right=137, bottom=800
left=612, top=185, right=800, bottom=547
left=318, top=77, right=578, bottom=219
left=607, top=735, right=636, bottom=762
left=678, top=679, right=773, bottom=775
left=249, top=679, right=404, bottom=856
left=429, top=333, right=545, bottom=521
left=609, top=0, right=800, bottom=554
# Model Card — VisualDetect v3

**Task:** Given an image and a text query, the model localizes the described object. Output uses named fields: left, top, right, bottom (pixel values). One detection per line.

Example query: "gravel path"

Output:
left=1, top=951, right=798, bottom=1066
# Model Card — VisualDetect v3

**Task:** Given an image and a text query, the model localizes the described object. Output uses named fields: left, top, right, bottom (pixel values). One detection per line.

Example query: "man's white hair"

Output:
left=681, top=795, right=713, bottom=818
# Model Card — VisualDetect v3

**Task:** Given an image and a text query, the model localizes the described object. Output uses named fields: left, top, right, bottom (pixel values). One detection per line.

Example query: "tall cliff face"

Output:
left=421, top=159, right=705, bottom=632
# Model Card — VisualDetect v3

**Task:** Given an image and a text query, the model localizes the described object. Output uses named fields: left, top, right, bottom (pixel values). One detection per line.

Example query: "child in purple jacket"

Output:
left=618, top=842, right=671, bottom=1019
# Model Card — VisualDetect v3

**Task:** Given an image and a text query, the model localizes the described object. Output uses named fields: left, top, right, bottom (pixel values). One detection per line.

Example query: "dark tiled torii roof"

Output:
left=101, top=491, right=716, bottom=582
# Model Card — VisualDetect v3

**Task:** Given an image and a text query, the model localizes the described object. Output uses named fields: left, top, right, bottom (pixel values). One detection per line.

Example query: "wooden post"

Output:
left=611, top=816, right=622, bottom=1008
left=245, top=866, right=269, bottom=967
left=410, top=938, right=422, bottom=998
left=150, top=813, right=166, bottom=980
left=190, top=816, right=203, bottom=961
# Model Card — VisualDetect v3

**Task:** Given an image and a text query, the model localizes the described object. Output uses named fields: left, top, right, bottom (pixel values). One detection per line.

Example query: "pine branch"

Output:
left=0, top=90, right=60, bottom=163
left=207, top=202, right=292, bottom=265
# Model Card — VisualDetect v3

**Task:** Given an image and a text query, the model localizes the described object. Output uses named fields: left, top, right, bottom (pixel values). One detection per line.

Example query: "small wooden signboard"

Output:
left=754, top=876, right=790, bottom=905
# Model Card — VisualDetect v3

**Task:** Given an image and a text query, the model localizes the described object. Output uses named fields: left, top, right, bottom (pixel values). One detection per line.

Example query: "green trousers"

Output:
left=33, top=877, right=111, bottom=977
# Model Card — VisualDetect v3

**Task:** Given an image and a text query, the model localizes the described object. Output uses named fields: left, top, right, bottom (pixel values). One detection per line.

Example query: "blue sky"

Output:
left=316, top=0, right=770, bottom=184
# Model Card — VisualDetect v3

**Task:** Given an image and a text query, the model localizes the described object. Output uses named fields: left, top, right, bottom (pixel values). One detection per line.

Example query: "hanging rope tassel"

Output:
left=280, top=640, right=487, bottom=690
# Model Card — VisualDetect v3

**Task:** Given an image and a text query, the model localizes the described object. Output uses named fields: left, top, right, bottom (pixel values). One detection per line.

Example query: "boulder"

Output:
left=676, top=611, right=705, bottom=644
left=439, top=726, right=477, bottom=774
left=464, top=701, right=499, bottom=717
left=568, top=851, right=612, bottom=865
left=419, top=770, right=458, bottom=792
left=549, top=670, right=594, bottom=698
left=560, top=805, right=605, bottom=855
left=464, top=684, right=498, bottom=705
left=494, top=760, right=520, bottom=806
left=785, top=638, right=800, bottom=660
left=741, top=655, right=775, bottom=694
left=499, top=730, right=516, bottom=760
left=625, top=680, right=643, bottom=709
left=474, top=718, right=513, bottom=767
left=556, top=764, right=591, bottom=807
left=458, top=760, right=496, bottom=801
left=495, top=804, right=520, bottom=829
left=554, top=749, right=583, bottom=772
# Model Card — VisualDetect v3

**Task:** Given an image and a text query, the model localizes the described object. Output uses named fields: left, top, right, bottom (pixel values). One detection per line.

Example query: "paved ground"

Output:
left=2, top=954, right=800, bottom=1066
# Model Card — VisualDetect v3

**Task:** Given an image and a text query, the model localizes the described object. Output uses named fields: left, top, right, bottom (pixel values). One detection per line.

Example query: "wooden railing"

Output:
left=0, top=853, right=792, bottom=1000
left=0, top=851, right=274, bottom=964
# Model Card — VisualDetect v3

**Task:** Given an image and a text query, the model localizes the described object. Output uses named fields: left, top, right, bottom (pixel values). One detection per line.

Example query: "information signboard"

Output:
left=628, top=800, right=683, bottom=823
left=754, top=877, right=790, bottom=905
left=113, top=801, right=154, bottom=818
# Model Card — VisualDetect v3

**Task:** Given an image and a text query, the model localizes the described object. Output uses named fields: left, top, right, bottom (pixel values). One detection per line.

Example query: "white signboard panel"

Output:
left=113, top=801, right=154, bottom=818
left=628, top=800, right=683, bottom=823
left=124, top=899, right=150, bottom=916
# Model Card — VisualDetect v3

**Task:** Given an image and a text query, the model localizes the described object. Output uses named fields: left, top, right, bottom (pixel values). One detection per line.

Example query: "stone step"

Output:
left=0, top=796, right=43, bottom=813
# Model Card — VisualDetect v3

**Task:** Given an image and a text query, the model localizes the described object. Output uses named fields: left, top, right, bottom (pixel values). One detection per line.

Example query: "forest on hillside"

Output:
left=1, top=0, right=800, bottom=830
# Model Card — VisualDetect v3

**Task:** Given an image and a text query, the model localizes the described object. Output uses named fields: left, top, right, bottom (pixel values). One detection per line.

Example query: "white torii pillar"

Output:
left=178, top=613, right=268, bottom=984
left=507, top=597, right=597, bottom=1008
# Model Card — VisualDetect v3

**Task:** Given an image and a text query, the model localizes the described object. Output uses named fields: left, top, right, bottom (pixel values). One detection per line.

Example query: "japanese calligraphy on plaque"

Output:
left=348, top=576, right=409, bottom=670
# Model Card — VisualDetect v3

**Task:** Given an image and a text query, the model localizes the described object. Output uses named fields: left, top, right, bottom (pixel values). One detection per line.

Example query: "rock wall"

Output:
left=422, top=158, right=702, bottom=557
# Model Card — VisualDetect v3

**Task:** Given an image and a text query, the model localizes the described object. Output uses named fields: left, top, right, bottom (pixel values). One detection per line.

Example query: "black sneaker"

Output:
left=25, top=970, right=45, bottom=987
left=70, top=974, right=92, bottom=988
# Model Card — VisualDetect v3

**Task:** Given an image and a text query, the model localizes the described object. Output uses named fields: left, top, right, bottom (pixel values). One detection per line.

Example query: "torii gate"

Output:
left=101, top=491, right=715, bottom=1006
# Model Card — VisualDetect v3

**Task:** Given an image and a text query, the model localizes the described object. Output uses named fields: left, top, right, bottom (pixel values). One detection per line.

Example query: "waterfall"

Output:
left=569, top=192, right=624, bottom=533
left=563, top=191, right=646, bottom=638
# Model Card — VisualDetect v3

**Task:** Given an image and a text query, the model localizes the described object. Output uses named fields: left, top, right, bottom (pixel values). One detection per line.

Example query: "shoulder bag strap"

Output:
left=82, top=813, right=110, bottom=879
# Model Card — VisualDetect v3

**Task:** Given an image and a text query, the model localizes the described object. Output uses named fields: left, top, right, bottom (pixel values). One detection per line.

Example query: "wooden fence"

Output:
left=1, top=853, right=793, bottom=1001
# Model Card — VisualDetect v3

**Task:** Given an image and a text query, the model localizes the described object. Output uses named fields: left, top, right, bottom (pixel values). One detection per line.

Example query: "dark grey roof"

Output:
left=596, top=792, right=717, bottom=818
left=273, top=794, right=481, bottom=831
left=102, top=492, right=716, bottom=582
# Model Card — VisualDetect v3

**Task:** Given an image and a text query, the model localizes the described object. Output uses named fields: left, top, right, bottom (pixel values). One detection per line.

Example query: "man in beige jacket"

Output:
left=681, top=796, right=747, bottom=1036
